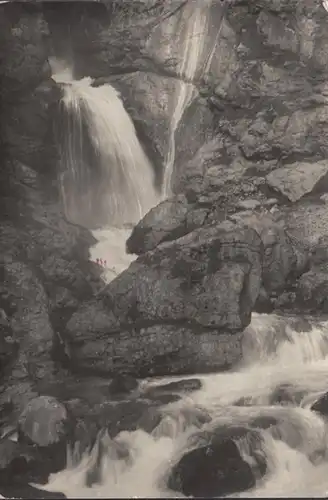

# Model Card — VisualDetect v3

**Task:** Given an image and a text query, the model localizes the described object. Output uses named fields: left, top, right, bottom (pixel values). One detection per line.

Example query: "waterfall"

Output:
left=55, top=73, right=158, bottom=229
left=162, top=0, right=215, bottom=198
left=52, top=65, right=160, bottom=282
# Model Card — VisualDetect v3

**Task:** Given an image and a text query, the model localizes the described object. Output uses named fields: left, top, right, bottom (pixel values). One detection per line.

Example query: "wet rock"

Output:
left=269, top=384, right=306, bottom=406
left=154, top=405, right=212, bottom=439
left=249, top=416, right=278, bottom=430
left=266, top=161, right=328, bottom=203
left=108, top=375, right=139, bottom=397
left=98, top=400, right=164, bottom=437
left=311, top=392, right=328, bottom=417
left=145, top=378, right=202, bottom=397
left=18, top=396, right=71, bottom=447
left=233, top=396, right=254, bottom=407
left=0, top=439, right=22, bottom=470
left=65, top=398, right=164, bottom=450
left=145, top=393, right=181, bottom=405
left=168, top=426, right=266, bottom=498
left=0, top=436, right=68, bottom=490
left=0, top=484, right=66, bottom=499
left=173, top=96, right=216, bottom=188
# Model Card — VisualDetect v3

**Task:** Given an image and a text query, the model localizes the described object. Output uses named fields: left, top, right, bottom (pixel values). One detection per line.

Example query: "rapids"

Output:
left=35, top=313, right=328, bottom=498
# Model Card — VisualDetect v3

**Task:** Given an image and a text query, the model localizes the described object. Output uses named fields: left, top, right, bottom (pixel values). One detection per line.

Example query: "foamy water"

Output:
left=55, top=71, right=158, bottom=228
left=33, top=313, right=328, bottom=498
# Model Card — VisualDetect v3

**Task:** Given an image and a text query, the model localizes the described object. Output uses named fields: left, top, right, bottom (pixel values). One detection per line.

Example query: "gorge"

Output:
left=3, top=0, right=328, bottom=498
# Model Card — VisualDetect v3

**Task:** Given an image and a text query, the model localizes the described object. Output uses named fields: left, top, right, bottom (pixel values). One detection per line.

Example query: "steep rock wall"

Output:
left=0, top=2, right=102, bottom=412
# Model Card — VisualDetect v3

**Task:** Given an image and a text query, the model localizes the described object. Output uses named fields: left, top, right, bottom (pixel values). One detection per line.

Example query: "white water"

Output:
left=35, top=312, right=328, bottom=498
left=52, top=61, right=159, bottom=282
left=162, top=0, right=214, bottom=197
left=57, top=76, right=158, bottom=228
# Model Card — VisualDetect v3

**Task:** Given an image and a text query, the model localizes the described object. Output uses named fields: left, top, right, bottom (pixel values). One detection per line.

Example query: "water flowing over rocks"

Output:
left=5, top=0, right=328, bottom=498
left=168, top=426, right=266, bottom=498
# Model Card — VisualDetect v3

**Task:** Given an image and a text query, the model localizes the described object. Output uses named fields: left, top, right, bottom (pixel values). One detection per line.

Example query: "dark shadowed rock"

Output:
left=145, top=378, right=202, bottom=396
left=108, top=375, right=139, bottom=397
left=145, top=393, right=181, bottom=405
left=0, top=436, right=68, bottom=493
left=168, top=426, right=266, bottom=498
left=296, top=265, right=328, bottom=313
left=269, top=384, right=306, bottom=406
left=91, top=400, right=165, bottom=438
left=0, top=484, right=66, bottom=499
left=249, top=416, right=278, bottom=430
left=311, top=392, right=328, bottom=417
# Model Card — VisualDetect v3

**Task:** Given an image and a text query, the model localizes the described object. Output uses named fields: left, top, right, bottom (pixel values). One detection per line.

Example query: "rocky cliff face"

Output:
left=28, top=0, right=328, bottom=380
left=0, top=2, right=102, bottom=412
left=2, top=0, right=328, bottom=428
left=172, top=0, right=328, bottom=311
left=3, top=1, right=328, bottom=492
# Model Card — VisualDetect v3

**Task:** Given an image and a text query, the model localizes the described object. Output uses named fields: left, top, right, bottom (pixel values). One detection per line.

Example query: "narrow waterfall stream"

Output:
left=161, top=0, right=215, bottom=197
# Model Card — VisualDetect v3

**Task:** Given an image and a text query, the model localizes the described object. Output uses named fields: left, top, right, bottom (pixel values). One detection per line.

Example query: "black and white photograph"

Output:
left=1, top=0, right=328, bottom=497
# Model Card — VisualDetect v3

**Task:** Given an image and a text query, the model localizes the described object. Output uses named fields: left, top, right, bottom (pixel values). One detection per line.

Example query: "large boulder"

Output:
left=18, top=396, right=71, bottom=447
left=237, top=213, right=301, bottom=292
left=67, top=324, right=244, bottom=377
left=296, top=264, right=328, bottom=312
left=126, top=194, right=210, bottom=255
left=168, top=426, right=266, bottom=498
left=65, top=221, right=263, bottom=376
left=73, top=220, right=263, bottom=332
left=266, top=161, right=328, bottom=203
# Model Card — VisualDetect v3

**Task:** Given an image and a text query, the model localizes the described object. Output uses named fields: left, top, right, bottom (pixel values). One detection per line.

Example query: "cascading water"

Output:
left=57, top=76, right=158, bottom=227
left=162, top=0, right=214, bottom=197
left=53, top=62, right=159, bottom=282
left=36, top=5, right=328, bottom=499
left=36, top=312, right=328, bottom=497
